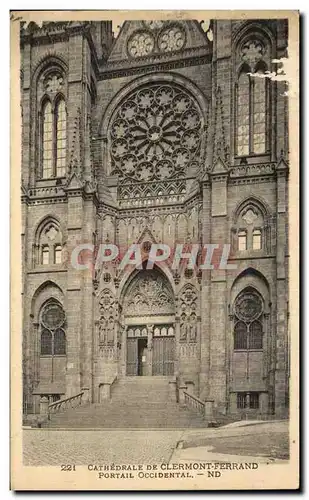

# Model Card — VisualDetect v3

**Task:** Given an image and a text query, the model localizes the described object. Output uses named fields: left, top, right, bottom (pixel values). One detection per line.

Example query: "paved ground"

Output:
left=23, top=421, right=289, bottom=467
left=23, top=429, right=184, bottom=466
left=172, top=421, right=289, bottom=463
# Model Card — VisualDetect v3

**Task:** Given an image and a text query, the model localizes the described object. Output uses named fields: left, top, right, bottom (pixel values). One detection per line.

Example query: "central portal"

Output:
left=138, top=337, right=148, bottom=376
left=123, top=268, right=175, bottom=377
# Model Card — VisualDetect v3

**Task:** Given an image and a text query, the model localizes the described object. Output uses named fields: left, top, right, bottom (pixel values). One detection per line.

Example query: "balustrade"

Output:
left=48, top=392, right=84, bottom=417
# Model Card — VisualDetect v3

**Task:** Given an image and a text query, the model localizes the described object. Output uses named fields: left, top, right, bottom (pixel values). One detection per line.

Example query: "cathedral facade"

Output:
left=21, top=18, right=289, bottom=418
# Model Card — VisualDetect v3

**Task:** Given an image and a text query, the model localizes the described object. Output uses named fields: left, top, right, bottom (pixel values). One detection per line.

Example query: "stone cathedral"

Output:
left=21, top=19, right=289, bottom=419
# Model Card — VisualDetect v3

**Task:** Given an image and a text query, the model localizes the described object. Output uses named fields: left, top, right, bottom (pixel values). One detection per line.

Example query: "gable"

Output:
left=108, top=19, right=210, bottom=64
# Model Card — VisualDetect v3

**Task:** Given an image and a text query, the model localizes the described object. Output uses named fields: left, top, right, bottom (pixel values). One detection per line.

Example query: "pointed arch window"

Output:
left=237, top=72, right=250, bottom=156
left=42, top=101, right=53, bottom=178
left=234, top=321, right=247, bottom=349
left=36, top=220, right=63, bottom=267
left=233, top=288, right=264, bottom=351
left=41, top=245, right=50, bottom=265
left=238, top=230, right=247, bottom=251
left=41, top=329, right=52, bottom=355
left=54, top=329, right=66, bottom=355
left=54, top=245, right=62, bottom=264
left=236, top=68, right=268, bottom=156
left=41, top=96, right=67, bottom=178
left=252, top=228, right=262, bottom=250
left=55, top=98, right=66, bottom=177
left=253, top=71, right=267, bottom=154
left=40, top=302, right=66, bottom=356
left=249, top=320, right=263, bottom=349
left=233, top=203, right=267, bottom=253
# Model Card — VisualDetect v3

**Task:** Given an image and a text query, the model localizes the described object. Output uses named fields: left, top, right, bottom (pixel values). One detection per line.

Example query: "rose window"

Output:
left=110, top=84, right=203, bottom=182
left=235, top=291, right=263, bottom=322
left=158, top=25, right=186, bottom=52
left=128, top=31, right=155, bottom=57
left=42, top=302, right=65, bottom=330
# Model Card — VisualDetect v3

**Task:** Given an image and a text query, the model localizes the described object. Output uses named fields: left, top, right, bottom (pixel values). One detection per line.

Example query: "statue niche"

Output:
left=98, top=289, right=117, bottom=345
left=179, top=285, right=198, bottom=343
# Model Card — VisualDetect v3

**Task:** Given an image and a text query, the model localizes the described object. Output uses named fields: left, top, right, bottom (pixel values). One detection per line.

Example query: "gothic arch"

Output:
left=121, top=266, right=175, bottom=322
left=236, top=61, right=251, bottom=80
left=232, top=21, right=274, bottom=54
left=229, top=267, right=271, bottom=312
left=34, top=215, right=62, bottom=243
left=99, top=71, right=209, bottom=137
left=31, top=53, right=68, bottom=87
left=233, top=23, right=274, bottom=86
left=118, top=261, right=175, bottom=305
left=232, top=195, right=271, bottom=224
left=31, top=280, right=64, bottom=321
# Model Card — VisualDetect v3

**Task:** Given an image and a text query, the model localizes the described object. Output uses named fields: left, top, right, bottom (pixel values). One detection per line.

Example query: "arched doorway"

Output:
left=122, top=267, right=175, bottom=376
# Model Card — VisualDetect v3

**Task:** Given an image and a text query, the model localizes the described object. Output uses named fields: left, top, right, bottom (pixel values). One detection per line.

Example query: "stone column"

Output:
left=147, top=324, right=154, bottom=376
left=33, top=322, right=40, bottom=389
left=208, top=168, right=229, bottom=412
left=227, top=311, right=234, bottom=413
left=120, top=325, right=127, bottom=377
left=174, top=316, right=180, bottom=377
left=263, top=312, right=270, bottom=380
left=275, top=160, right=289, bottom=416
left=174, top=294, right=180, bottom=377
left=200, top=181, right=211, bottom=400
left=64, top=187, right=84, bottom=397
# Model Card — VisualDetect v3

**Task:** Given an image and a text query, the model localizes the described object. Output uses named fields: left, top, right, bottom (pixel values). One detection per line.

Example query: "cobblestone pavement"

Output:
left=23, top=429, right=184, bottom=466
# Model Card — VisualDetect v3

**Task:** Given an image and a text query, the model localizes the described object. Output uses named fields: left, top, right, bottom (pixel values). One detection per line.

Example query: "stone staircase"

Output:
left=44, top=376, right=207, bottom=429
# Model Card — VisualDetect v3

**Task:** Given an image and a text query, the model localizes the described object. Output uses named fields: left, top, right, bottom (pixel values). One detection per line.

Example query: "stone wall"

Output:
left=21, top=19, right=289, bottom=417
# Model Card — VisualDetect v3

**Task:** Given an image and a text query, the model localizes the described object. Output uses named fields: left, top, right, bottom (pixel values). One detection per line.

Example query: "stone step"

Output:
left=45, top=403, right=207, bottom=428
left=45, top=377, right=207, bottom=429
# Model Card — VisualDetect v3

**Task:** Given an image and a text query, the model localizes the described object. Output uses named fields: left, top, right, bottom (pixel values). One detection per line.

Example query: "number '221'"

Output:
left=61, top=465, right=76, bottom=471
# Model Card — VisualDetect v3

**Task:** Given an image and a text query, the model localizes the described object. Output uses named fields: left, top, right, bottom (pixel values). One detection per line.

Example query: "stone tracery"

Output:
left=99, top=289, right=117, bottom=345
left=127, top=31, right=155, bottom=58
left=234, top=288, right=263, bottom=322
left=110, top=83, right=203, bottom=184
left=179, top=285, right=198, bottom=343
left=124, top=270, right=174, bottom=316
left=158, top=25, right=186, bottom=52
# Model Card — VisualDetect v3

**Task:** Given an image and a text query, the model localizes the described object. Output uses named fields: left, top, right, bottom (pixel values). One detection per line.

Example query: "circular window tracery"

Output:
left=127, top=31, right=155, bottom=58
left=158, top=24, right=186, bottom=52
left=234, top=290, right=263, bottom=322
left=110, top=84, right=203, bottom=182
left=41, top=302, right=65, bottom=330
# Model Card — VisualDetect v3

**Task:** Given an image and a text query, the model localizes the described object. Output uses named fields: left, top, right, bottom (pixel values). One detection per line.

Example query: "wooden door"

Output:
left=126, top=338, right=138, bottom=375
left=152, top=337, right=175, bottom=375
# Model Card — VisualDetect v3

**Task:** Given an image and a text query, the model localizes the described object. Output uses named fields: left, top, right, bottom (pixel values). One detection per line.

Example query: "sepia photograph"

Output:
left=10, top=9, right=299, bottom=490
